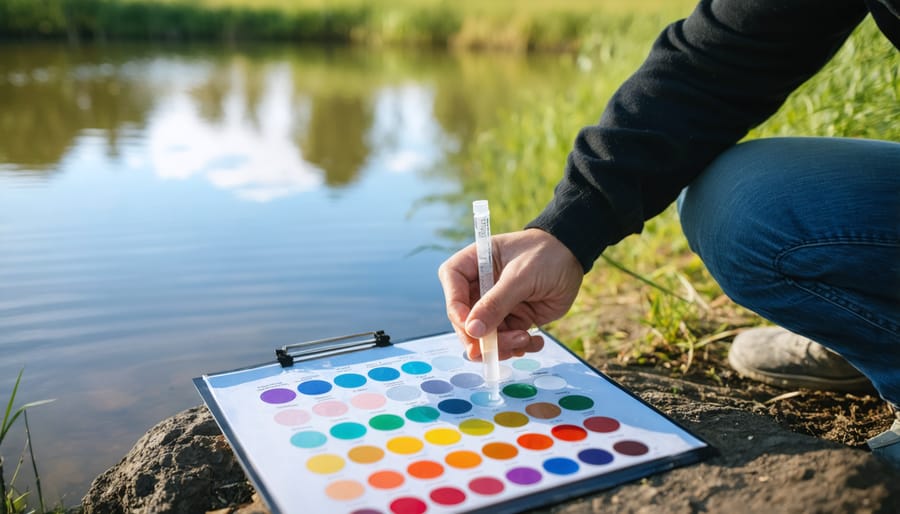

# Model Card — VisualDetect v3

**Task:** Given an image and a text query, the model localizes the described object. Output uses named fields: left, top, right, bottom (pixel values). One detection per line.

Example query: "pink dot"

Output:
left=312, top=400, right=348, bottom=417
left=468, top=476, right=504, bottom=495
left=273, top=409, right=311, bottom=426
left=352, top=392, right=387, bottom=410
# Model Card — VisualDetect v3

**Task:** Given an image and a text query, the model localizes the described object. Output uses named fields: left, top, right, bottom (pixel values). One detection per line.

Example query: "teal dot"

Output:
left=401, top=361, right=433, bottom=375
left=405, top=406, right=440, bottom=423
left=330, top=422, right=367, bottom=440
left=290, top=431, right=327, bottom=449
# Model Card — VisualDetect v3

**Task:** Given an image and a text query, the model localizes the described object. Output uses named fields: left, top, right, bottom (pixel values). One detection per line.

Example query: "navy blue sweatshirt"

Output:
left=526, top=0, right=899, bottom=272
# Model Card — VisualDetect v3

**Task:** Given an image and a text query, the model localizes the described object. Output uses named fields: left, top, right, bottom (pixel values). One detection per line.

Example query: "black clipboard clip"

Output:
left=275, top=330, right=392, bottom=367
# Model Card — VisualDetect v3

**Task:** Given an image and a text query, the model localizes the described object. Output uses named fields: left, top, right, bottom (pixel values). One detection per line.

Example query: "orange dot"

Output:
left=368, top=470, right=405, bottom=489
left=348, top=445, right=385, bottom=464
left=407, top=460, right=445, bottom=479
left=482, top=442, right=518, bottom=460
left=517, top=433, right=554, bottom=451
left=445, top=450, right=482, bottom=469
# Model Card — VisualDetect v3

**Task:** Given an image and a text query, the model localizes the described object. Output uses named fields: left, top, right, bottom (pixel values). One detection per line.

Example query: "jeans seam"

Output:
left=774, top=237, right=900, bottom=337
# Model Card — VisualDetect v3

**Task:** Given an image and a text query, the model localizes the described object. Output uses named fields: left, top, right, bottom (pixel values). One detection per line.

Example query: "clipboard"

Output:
left=194, top=329, right=715, bottom=514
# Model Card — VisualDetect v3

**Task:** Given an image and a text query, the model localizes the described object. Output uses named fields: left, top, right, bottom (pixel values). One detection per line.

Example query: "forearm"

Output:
left=528, top=0, right=868, bottom=272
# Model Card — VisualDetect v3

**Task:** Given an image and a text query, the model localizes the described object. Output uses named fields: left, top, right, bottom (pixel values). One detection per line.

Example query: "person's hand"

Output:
left=437, top=228, right=583, bottom=360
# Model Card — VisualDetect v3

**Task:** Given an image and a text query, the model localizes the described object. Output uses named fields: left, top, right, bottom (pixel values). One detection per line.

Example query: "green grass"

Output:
left=2, top=370, right=55, bottom=514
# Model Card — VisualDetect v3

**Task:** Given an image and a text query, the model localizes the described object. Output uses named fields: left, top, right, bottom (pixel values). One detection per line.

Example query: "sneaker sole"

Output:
left=728, top=351, right=876, bottom=393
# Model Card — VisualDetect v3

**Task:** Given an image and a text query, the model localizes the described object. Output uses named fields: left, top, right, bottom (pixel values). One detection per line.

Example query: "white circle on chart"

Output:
left=533, top=375, right=567, bottom=390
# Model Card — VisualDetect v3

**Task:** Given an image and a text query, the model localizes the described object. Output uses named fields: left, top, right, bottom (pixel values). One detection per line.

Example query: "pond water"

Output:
left=0, top=43, right=584, bottom=504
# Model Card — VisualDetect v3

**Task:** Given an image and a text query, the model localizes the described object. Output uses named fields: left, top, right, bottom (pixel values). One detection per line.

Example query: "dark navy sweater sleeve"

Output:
left=526, top=0, right=872, bottom=272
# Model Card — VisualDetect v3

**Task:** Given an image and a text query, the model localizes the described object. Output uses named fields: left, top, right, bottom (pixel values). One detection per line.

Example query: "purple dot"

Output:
left=506, top=466, right=542, bottom=485
left=260, top=388, right=296, bottom=404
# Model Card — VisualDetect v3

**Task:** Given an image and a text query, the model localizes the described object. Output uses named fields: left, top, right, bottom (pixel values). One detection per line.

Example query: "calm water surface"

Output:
left=0, top=43, right=582, bottom=504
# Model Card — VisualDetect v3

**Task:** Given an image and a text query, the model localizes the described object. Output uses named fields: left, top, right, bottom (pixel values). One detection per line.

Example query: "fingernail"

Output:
left=466, top=319, right=486, bottom=338
left=512, top=332, right=529, bottom=345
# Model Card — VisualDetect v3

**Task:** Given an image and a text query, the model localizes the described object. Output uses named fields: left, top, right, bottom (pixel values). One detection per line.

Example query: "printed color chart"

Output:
left=195, top=331, right=711, bottom=514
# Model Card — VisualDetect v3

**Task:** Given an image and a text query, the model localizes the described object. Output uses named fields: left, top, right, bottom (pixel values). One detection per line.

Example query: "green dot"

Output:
left=502, top=383, right=538, bottom=399
left=369, top=414, right=405, bottom=431
left=330, top=422, right=367, bottom=440
left=559, top=395, right=594, bottom=411
left=405, top=406, right=440, bottom=423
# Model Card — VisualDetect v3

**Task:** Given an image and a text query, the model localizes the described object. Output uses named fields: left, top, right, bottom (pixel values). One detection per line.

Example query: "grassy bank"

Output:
left=0, top=0, right=695, bottom=50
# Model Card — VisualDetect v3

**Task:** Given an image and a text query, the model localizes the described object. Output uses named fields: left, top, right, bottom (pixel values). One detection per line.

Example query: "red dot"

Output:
left=613, top=440, right=649, bottom=456
left=390, top=497, right=427, bottom=514
left=468, top=476, right=505, bottom=496
left=429, top=486, right=466, bottom=506
left=551, top=424, right=588, bottom=441
left=584, top=416, right=621, bottom=433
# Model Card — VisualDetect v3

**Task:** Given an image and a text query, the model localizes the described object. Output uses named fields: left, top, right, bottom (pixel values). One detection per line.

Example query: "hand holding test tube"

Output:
left=473, top=200, right=501, bottom=401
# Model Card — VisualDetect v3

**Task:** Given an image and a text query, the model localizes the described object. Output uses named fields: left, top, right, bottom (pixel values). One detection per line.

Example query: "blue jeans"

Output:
left=677, top=137, right=900, bottom=405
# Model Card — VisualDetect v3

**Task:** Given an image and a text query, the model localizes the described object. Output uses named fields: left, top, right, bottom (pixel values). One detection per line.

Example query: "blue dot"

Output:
left=543, top=457, right=579, bottom=475
left=297, top=379, right=332, bottom=395
left=401, top=361, right=433, bottom=375
left=578, top=448, right=614, bottom=466
left=334, top=373, right=367, bottom=388
left=368, top=367, right=401, bottom=382
left=437, top=398, right=472, bottom=414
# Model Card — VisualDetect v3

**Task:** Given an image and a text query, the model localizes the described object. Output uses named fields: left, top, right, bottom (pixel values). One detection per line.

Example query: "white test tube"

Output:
left=473, top=200, right=501, bottom=400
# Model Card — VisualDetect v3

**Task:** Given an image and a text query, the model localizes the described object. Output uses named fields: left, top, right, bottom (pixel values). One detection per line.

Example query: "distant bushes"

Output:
left=0, top=0, right=683, bottom=51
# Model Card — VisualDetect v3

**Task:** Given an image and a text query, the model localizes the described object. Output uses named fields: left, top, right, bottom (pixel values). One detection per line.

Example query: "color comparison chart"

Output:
left=196, top=331, right=710, bottom=514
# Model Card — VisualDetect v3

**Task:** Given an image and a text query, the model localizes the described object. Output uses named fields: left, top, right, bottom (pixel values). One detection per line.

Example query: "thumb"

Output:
left=465, top=272, right=528, bottom=338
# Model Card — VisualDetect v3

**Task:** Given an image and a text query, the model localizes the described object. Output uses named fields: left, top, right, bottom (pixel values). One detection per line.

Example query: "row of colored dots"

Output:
left=289, top=415, right=622, bottom=448
left=325, top=446, right=644, bottom=507
left=260, top=356, right=545, bottom=405
left=261, top=371, right=567, bottom=404
left=305, top=437, right=648, bottom=472
left=273, top=396, right=596, bottom=428
left=289, top=414, right=621, bottom=448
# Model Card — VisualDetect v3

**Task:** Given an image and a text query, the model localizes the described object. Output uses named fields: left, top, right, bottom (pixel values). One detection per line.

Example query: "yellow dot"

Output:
left=306, top=454, right=345, bottom=474
left=424, top=427, right=462, bottom=445
left=386, top=436, right=424, bottom=455
left=459, top=419, right=495, bottom=436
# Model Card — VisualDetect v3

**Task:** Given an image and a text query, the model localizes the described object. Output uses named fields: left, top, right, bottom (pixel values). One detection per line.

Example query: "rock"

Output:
left=82, top=371, right=900, bottom=514
left=81, top=406, right=254, bottom=514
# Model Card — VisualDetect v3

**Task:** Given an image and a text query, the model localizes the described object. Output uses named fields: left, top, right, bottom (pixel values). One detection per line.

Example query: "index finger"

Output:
left=437, top=243, right=478, bottom=329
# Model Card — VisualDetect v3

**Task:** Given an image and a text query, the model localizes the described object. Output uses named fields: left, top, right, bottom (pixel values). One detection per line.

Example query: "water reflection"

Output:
left=0, top=46, right=154, bottom=174
left=0, top=43, right=582, bottom=505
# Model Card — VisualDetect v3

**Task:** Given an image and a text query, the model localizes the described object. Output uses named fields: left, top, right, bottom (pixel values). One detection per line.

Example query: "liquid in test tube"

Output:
left=473, top=200, right=501, bottom=402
